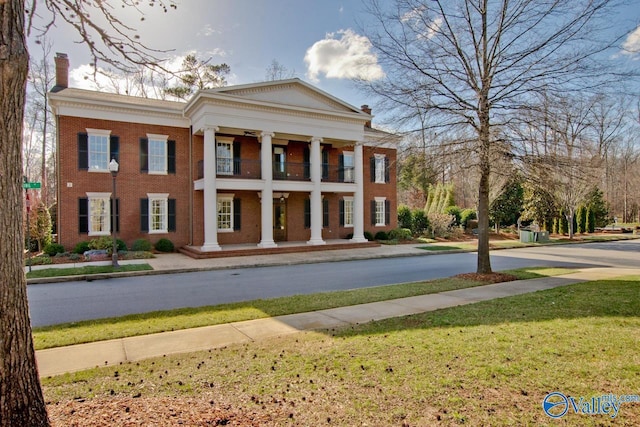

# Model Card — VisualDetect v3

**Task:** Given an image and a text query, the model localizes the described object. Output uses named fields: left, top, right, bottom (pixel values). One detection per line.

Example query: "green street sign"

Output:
left=22, top=182, right=41, bottom=189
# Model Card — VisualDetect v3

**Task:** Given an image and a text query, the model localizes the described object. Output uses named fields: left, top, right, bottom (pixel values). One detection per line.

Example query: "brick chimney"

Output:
left=361, top=104, right=372, bottom=128
left=52, top=52, right=69, bottom=92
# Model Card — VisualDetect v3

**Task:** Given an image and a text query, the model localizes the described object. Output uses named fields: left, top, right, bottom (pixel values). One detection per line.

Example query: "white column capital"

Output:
left=204, top=125, right=219, bottom=133
left=310, top=136, right=323, bottom=144
left=260, top=131, right=275, bottom=139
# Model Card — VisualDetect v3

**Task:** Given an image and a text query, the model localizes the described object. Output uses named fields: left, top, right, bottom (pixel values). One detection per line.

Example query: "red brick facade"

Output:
left=52, top=79, right=398, bottom=251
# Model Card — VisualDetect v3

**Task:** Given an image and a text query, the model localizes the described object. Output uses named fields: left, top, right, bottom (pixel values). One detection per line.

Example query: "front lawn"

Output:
left=42, top=276, right=640, bottom=426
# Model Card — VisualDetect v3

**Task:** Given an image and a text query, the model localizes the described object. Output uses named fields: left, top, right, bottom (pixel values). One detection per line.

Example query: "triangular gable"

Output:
left=207, top=79, right=362, bottom=115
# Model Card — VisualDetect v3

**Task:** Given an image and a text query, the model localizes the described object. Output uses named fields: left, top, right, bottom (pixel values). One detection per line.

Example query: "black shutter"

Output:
left=116, top=198, right=120, bottom=232
left=110, top=136, right=120, bottom=162
left=370, top=157, right=376, bottom=182
left=371, top=200, right=376, bottom=225
left=140, top=138, right=149, bottom=172
left=384, top=157, right=390, bottom=183
left=78, top=133, right=89, bottom=170
left=322, top=150, right=329, bottom=180
left=303, top=147, right=310, bottom=179
left=385, top=200, right=391, bottom=225
left=323, top=198, right=329, bottom=228
left=168, top=140, right=176, bottom=174
left=168, top=199, right=176, bottom=231
left=304, top=199, right=311, bottom=228
left=233, top=141, right=241, bottom=175
left=108, top=198, right=120, bottom=232
left=338, top=154, right=344, bottom=182
left=79, top=198, right=88, bottom=233
left=233, top=198, right=241, bottom=230
left=140, top=198, right=149, bottom=232
left=339, top=199, right=345, bottom=226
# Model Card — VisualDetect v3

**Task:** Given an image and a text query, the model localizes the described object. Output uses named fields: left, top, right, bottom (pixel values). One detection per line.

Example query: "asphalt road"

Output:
left=27, top=239, right=640, bottom=327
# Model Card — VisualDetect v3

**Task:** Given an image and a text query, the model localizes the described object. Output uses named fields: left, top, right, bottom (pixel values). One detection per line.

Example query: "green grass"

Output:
left=42, top=276, right=640, bottom=426
left=26, top=263, right=153, bottom=279
left=32, top=267, right=574, bottom=350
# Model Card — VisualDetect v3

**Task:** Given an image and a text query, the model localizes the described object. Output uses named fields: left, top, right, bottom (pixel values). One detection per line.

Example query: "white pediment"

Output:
left=210, top=79, right=360, bottom=114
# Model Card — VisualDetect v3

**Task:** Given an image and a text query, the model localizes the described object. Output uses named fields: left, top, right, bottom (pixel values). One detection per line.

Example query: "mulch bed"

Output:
left=453, top=272, right=518, bottom=283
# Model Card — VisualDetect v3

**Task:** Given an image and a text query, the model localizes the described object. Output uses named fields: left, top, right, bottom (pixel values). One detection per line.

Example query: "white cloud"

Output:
left=622, top=25, right=640, bottom=56
left=304, top=29, right=385, bottom=82
left=198, top=24, right=218, bottom=37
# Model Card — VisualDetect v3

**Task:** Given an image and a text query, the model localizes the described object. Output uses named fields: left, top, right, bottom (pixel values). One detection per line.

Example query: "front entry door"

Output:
left=273, top=198, right=287, bottom=241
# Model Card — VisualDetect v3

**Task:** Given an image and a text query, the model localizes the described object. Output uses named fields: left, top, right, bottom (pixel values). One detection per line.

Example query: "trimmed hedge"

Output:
left=155, top=238, right=175, bottom=253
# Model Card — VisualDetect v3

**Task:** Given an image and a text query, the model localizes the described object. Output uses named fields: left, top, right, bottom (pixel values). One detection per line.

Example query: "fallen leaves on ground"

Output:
left=48, top=396, right=282, bottom=426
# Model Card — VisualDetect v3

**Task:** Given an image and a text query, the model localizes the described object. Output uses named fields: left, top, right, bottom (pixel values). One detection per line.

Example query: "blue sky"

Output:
left=31, top=0, right=640, bottom=118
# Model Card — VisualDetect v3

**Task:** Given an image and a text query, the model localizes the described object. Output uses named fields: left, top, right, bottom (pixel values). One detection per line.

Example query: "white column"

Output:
left=201, top=126, right=222, bottom=251
left=308, top=136, right=326, bottom=245
left=351, top=141, right=367, bottom=242
left=258, top=131, right=277, bottom=248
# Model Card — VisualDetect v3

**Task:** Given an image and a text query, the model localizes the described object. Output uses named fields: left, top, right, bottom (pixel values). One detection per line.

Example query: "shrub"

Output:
left=427, top=212, right=455, bottom=237
left=43, top=243, right=65, bottom=256
left=397, top=205, right=412, bottom=229
left=460, top=209, right=477, bottom=229
left=364, top=231, right=374, bottom=241
left=388, top=228, right=412, bottom=241
left=155, top=238, right=175, bottom=253
left=411, top=209, right=429, bottom=235
left=73, top=241, right=90, bottom=254
left=345, top=233, right=354, bottom=239
left=27, top=254, right=52, bottom=266
left=116, top=239, right=127, bottom=252
left=444, top=205, right=462, bottom=226
left=88, top=236, right=113, bottom=251
left=131, top=238, right=153, bottom=252
left=374, top=231, right=389, bottom=240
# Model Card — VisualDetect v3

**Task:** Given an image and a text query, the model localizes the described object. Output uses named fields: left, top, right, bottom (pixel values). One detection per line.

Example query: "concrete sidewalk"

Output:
left=35, top=266, right=640, bottom=378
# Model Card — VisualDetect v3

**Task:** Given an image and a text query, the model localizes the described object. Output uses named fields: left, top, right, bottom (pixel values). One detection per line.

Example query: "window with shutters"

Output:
left=343, top=152, right=354, bottom=183
left=374, top=154, right=386, bottom=184
left=87, top=129, right=111, bottom=171
left=87, top=192, right=111, bottom=235
left=147, top=193, right=169, bottom=233
left=217, top=195, right=234, bottom=232
left=375, top=197, right=386, bottom=226
left=148, top=134, right=168, bottom=174
left=343, top=197, right=354, bottom=227
left=216, top=138, right=233, bottom=175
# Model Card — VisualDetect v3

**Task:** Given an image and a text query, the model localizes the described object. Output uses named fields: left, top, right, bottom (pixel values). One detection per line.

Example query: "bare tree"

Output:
left=2, top=1, right=176, bottom=424
left=362, top=0, right=632, bottom=273
left=265, top=59, right=295, bottom=81
left=26, top=37, right=55, bottom=205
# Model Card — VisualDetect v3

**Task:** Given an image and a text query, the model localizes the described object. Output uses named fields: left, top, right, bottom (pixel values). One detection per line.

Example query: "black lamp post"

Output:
left=108, top=158, right=120, bottom=268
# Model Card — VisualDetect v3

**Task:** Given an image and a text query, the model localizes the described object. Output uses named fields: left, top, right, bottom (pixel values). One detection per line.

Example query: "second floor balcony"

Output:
left=196, top=159, right=356, bottom=183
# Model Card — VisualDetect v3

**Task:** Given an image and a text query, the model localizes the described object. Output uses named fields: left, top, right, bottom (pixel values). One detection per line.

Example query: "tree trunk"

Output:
left=0, top=1, right=51, bottom=425
left=477, top=106, right=492, bottom=273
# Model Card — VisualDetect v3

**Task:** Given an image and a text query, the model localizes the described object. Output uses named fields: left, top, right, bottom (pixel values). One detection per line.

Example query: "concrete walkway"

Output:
left=35, top=266, right=640, bottom=378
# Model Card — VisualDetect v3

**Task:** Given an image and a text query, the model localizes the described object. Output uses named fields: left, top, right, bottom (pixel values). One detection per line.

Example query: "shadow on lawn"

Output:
left=331, top=278, right=640, bottom=338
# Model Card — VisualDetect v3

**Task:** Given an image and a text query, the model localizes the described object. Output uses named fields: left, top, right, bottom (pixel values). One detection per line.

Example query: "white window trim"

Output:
left=343, top=151, right=355, bottom=183
left=217, top=193, right=235, bottom=233
left=343, top=196, right=354, bottom=228
left=375, top=196, right=386, bottom=227
left=216, top=137, right=234, bottom=176
left=86, top=192, right=112, bottom=236
left=147, top=193, right=169, bottom=234
left=374, top=154, right=386, bottom=184
left=86, top=128, right=111, bottom=173
left=147, top=133, right=169, bottom=175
